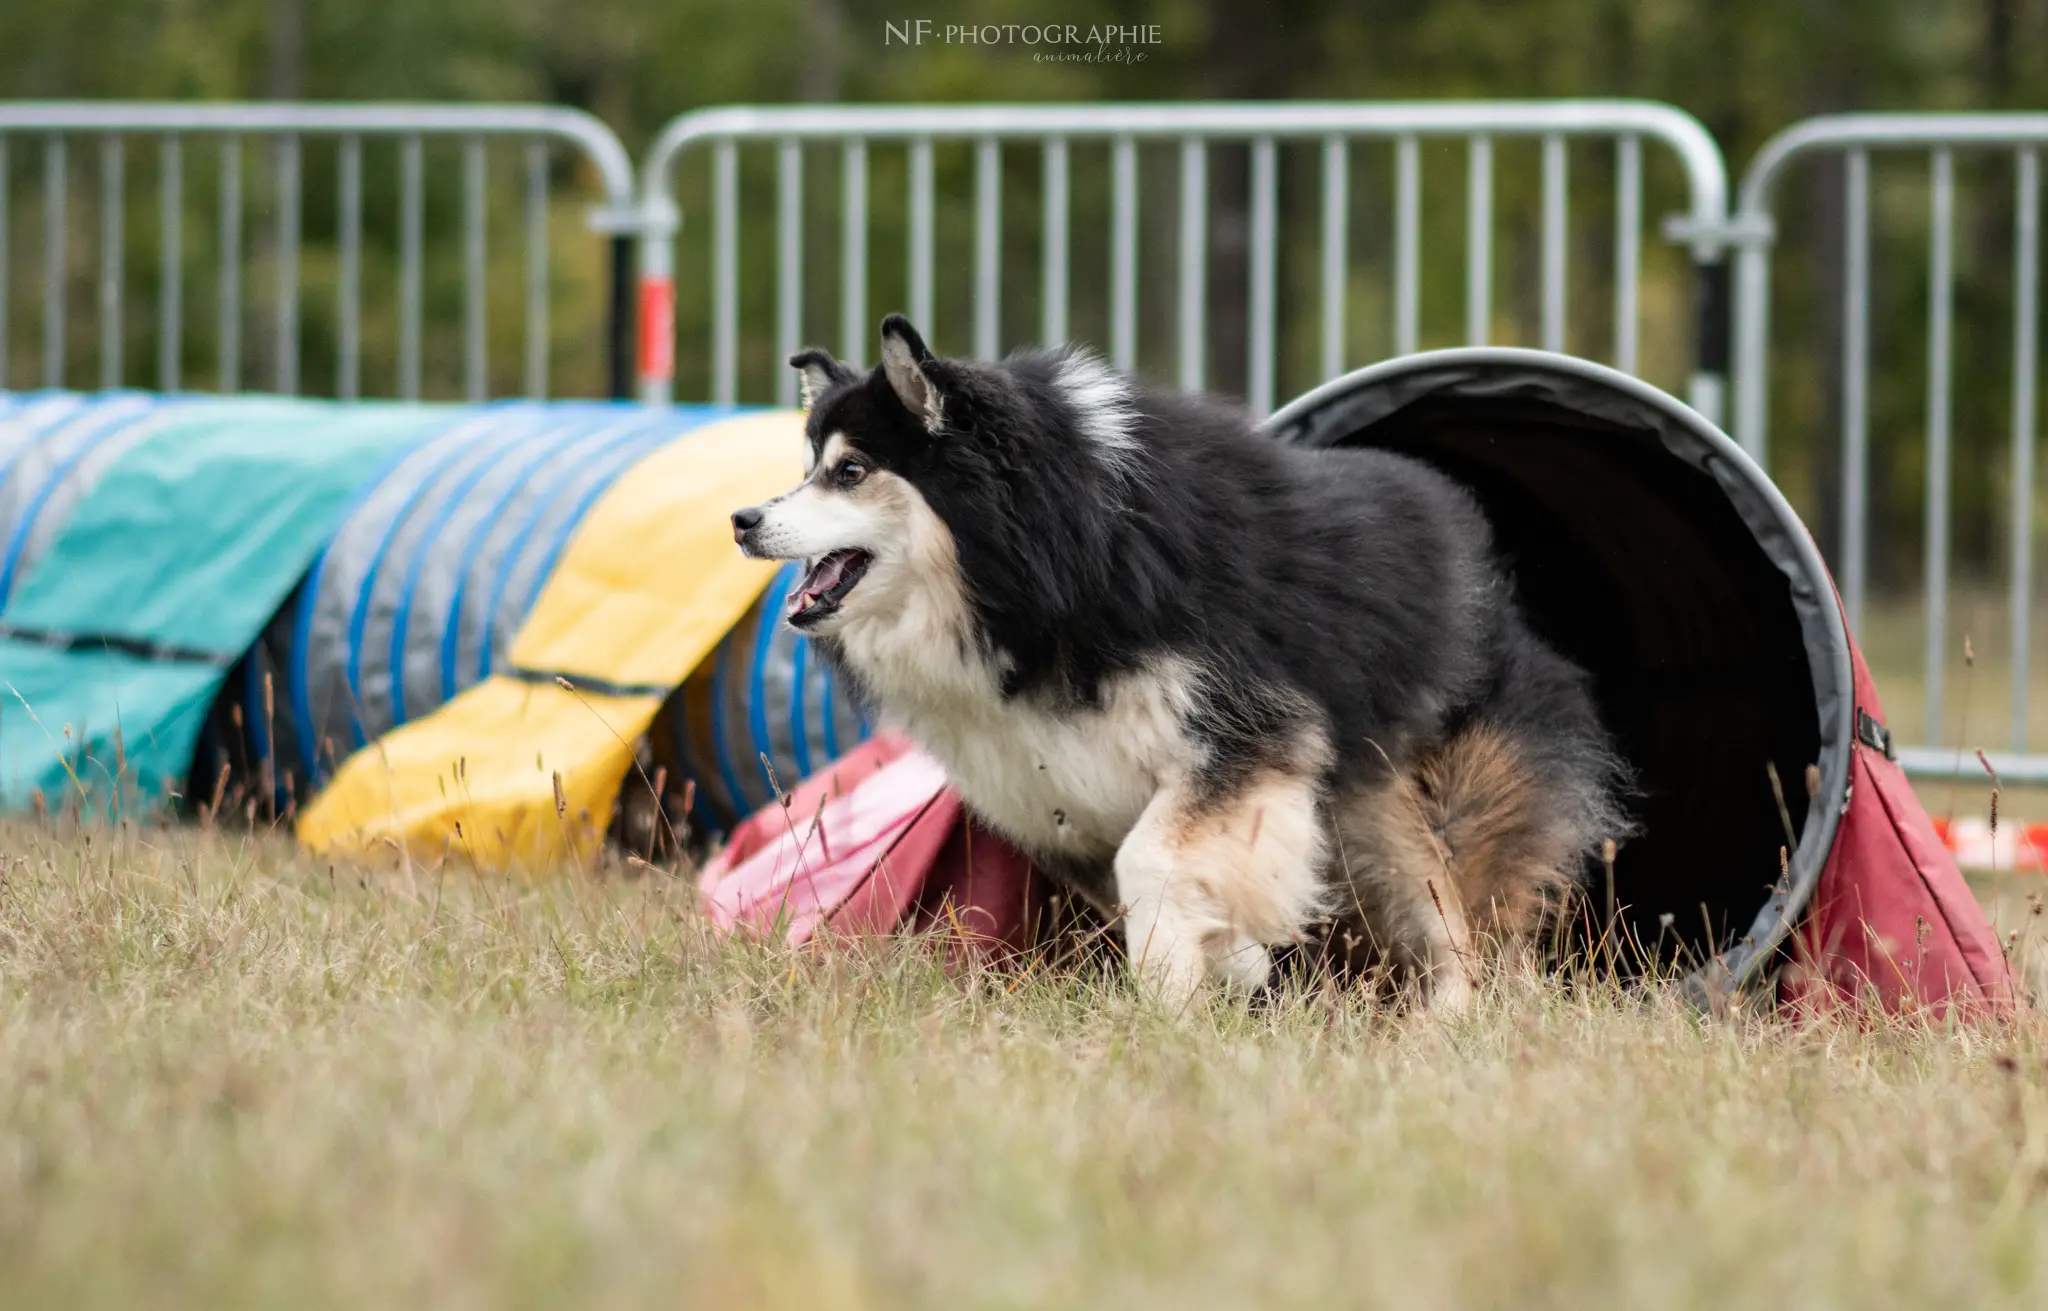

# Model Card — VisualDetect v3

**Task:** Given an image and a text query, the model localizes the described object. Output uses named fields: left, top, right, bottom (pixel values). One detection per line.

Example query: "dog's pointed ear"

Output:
left=790, top=348, right=855, bottom=411
left=879, top=314, right=945, bottom=433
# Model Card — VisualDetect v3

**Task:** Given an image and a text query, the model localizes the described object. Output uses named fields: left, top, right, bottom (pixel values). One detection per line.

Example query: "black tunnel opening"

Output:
left=1269, top=351, right=1853, bottom=981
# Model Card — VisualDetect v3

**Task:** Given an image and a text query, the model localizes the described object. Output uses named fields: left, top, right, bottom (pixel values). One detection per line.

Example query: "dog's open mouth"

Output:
left=787, top=548, right=873, bottom=627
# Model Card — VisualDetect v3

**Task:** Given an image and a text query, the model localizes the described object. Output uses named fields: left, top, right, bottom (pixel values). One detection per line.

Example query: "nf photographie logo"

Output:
left=884, top=19, right=1163, bottom=63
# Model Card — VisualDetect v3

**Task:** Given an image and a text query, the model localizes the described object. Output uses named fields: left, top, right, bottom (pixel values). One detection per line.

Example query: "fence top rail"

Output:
left=1737, top=112, right=2048, bottom=216
left=638, top=98, right=1727, bottom=224
left=0, top=100, right=636, bottom=205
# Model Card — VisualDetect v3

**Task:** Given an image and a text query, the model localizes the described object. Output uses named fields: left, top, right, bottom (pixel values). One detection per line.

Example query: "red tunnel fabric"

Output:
left=1780, top=629, right=2015, bottom=1015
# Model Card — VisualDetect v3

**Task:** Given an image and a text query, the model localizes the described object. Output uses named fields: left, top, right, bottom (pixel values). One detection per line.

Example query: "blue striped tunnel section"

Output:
left=651, top=559, right=871, bottom=835
left=282, top=403, right=713, bottom=788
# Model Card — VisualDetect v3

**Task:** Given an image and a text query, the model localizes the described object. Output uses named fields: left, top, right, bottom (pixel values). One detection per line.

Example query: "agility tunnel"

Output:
left=0, top=394, right=871, bottom=862
left=285, top=407, right=854, bottom=866
left=1264, top=347, right=2005, bottom=1008
left=0, top=393, right=465, bottom=808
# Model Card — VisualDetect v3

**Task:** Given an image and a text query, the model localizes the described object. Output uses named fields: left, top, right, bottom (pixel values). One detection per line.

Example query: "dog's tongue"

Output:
left=808, top=552, right=854, bottom=596
left=793, top=552, right=853, bottom=610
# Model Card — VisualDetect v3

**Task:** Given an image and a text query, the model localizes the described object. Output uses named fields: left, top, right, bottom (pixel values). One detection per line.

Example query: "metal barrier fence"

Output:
left=1729, top=114, right=2048, bottom=783
left=0, top=103, right=639, bottom=400
left=19, top=97, right=2048, bottom=788
left=634, top=101, right=1732, bottom=420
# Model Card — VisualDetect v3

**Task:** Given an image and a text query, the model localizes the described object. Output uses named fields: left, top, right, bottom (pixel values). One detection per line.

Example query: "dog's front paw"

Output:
left=1123, top=919, right=1209, bottom=1013
left=1215, top=929, right=1274, bottom=993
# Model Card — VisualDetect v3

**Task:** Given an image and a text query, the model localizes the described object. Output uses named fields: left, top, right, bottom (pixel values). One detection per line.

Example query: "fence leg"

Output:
left=608, top=233, right=635, bottom=401
left=1690, top=256, right=1731, bottom=431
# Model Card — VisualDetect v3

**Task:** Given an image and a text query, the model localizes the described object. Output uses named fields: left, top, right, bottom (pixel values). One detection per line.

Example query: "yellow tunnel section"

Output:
left=296, top=409, right=802, bottom=868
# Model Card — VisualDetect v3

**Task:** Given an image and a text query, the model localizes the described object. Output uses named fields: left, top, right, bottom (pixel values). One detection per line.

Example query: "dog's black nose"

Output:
left=731, top=507, right=763, bottom=541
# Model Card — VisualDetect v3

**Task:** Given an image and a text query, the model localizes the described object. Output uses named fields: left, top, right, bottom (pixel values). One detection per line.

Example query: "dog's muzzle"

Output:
left=731, top=505, right=765, bottom=555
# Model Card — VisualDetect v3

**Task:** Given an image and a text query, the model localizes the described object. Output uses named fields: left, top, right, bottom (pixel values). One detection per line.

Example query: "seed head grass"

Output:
left=1, top=819, right=2046, bottom=1308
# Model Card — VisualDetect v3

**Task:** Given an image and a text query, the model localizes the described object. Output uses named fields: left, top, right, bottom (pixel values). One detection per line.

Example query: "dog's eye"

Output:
left=834, top=459, right=868, bottom=487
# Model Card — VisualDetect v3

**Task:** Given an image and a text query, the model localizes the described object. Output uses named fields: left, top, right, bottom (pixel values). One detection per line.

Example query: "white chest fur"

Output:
left=835, top=616, right=1196, bottom=862
left=905, top=682, right=1182, bottom=860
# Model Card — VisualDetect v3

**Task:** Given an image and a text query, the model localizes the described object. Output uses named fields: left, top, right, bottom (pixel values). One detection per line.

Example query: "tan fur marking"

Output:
left=1412, top=725, right=1583, bottom=941
left=1115, top=766, right=1327, bottom=1007
left=1332, top=724, right=1583, bottom=1010
left=1160, top=772, right=1329, bottom=945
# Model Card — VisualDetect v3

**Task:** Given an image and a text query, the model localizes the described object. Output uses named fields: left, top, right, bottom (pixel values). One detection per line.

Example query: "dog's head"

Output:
left=729, top=314, right=971, bottom=636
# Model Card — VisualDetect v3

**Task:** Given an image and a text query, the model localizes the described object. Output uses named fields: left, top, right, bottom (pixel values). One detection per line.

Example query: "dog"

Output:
left=730, top=315, right=1631, bottom=1010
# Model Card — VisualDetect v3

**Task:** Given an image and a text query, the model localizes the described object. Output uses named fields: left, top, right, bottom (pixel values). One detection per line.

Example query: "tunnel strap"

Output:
left=501, top=664, right=674, bottom=700
left=1856, top=707, right=1896, bottom=761
left=0, top=621, right=235, bottom=668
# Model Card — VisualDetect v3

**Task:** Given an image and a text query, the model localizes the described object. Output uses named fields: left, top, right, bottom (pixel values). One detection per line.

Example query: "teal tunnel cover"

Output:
left=0, top=398, right=456, bottom=810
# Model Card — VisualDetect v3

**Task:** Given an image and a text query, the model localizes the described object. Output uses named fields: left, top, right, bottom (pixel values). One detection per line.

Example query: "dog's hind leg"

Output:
left=1114, top=771, right=1327, bottom=1009
left=1340, top=723, right=1603, bottom=1014
left=1336, top=775, right=1479, bottom=1015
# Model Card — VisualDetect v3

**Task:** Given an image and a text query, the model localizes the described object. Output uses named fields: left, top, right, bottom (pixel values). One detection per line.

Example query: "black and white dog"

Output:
left=731, top=315, right=1629, bottom=1010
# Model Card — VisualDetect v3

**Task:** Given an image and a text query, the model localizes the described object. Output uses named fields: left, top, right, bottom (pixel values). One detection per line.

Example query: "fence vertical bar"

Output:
left=44, top=136, right=66, bottom=389
left=275, top=135, right=299, bottom=395
left=608, top=236, right=633, bottom=402
left=909, top=138, right=933, bottom=334
left=218, top=135, right=239, bottom=392
left=1320, top=135, right=1348, bottom=381
left=1395, top=134, right=1419, bottom=356
left=1841, top=148, right=1871, bottom=633
left=1924, top=148, right=1955, bottom=744
left=975, top=136, right=1001, bottom=360
left=1541, top=132, right=1568, bottom=353
left=524, top=139, right=548, bottom=399
left=394, top=137, right=420, bottom=399
left=1466, top=135, right=1492, bottom=346
left=338, top=135, right=361, bottom=399
left=1178, top=137, right=1205, bottom=392
left=1248, top=136, right=1278, bottom=416
left=1733, top=232, right=1772, bottom=461
left=0, top=137, right=9, bottom=390
left=777, top=138, right=802, bottom=408
left=841, top=139, right=867, bottom=364
left=1112, top=134, right=1138, bottom=372
left=158, top=137, right=182, bottom=391
left=462, top=136, right=485, bottom=401
left=712, top=137, right=738, bottom=405
left=1615, top=134, right=1641, bottom=374
left=99, top=135, right=122, bottom=389
left=1042, top=138, right=1068, bottom=347
left=2015, top=148, right=2041, bottom=751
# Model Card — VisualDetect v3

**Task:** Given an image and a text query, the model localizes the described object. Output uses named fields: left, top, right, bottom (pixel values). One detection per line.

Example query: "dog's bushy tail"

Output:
left=1409, top=717, right=1634, bottom=944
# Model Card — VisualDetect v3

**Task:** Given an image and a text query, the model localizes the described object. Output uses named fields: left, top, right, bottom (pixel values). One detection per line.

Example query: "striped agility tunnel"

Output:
left=0, top=392, right=867, bottom=865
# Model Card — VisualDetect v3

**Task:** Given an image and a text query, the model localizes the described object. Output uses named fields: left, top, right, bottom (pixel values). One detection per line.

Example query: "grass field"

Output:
left=2, top=820, right=2047, bottom=1309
